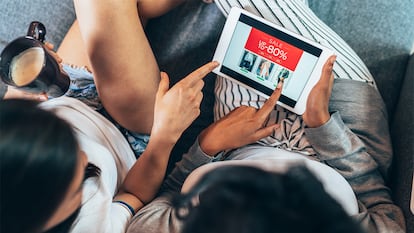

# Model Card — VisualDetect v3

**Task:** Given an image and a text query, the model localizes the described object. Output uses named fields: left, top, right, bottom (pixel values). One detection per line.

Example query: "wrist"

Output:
left=146, top=135, right=176, bottom=154
left=304, top=111, right=331, bottom=128
left=149, top=126, right=180, bottom=146
left=113, top=192, right=144, bottom=216
left=198, top=130, right=223, bottom=156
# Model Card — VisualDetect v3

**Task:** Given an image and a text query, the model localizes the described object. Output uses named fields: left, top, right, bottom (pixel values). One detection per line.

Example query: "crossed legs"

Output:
left=60, top=0, right=186, bottom=134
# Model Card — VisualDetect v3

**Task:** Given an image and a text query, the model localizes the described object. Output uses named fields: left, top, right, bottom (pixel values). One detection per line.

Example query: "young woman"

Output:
left=125, top=1, right=405, bottom=233
left=0, top=0, right=218, bottom=233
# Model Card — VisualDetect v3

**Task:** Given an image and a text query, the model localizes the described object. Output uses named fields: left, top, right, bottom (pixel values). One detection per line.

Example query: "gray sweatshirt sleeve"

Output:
left=160, top=140, right=217, bottom=194
left=305, top=112, right=406, bottom=233
left=0, top=81, right=8, bottom=100
left=126, top=140, right=215, bottom=233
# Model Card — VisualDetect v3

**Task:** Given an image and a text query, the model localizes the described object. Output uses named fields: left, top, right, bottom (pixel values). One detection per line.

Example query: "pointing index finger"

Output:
left=184, top=61, right=220, bottom=85
left=256, top=79, right=284, bottom=120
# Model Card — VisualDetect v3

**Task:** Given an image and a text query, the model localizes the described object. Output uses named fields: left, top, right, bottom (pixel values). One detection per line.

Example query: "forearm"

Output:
left=305, top=112, right=405, bottom=232
left=115, top=139, right=214, bottom=219
left=118, top=135, right=176, bottom=210
left=124, top=141, right=214, bottom=233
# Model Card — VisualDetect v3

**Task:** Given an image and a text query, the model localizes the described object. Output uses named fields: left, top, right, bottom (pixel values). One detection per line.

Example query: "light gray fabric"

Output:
left=328, top=80, right=392, bottom=179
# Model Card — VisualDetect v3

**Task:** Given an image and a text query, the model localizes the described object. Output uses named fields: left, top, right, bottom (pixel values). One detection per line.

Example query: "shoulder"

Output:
left=127, top=196, right=182, bottom=233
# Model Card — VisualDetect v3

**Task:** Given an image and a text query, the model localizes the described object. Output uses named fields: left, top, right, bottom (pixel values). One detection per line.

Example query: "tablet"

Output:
left=212, top=7, right=335, bottom=115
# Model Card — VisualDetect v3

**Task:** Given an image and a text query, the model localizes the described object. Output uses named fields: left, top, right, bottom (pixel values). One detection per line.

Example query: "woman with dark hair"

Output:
left=0, top=99, right=82, bottom=233
left=176, top=165, right=366, bottom=233
left=127, top=57, right=373, bottom=233
left=126, top=1, right=404, bottom=233
left=0, top=0, right=218, bottom=233
left=127, top=41, right=404, bottom=233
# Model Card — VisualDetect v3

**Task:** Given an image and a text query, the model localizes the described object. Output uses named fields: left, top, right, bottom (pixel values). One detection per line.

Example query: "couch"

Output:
left=0, top=0, right=412, bottom=232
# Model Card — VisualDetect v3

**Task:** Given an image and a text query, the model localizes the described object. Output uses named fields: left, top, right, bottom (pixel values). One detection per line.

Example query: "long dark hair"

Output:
left=0, top=99, right=79, bottom=233
left=174, top=165, right=366, bottom=233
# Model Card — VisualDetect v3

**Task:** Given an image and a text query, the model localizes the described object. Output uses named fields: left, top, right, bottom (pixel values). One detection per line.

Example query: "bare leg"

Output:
left=73, top=0, right=186, bottom=134
left=137, top=0, right=186, bottom=25
left=57, top=20, right=91, bottom=70
left=59, top=0, right=186, bottom=64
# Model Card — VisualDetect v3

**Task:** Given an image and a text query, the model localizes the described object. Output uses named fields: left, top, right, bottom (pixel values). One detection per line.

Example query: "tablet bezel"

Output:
left=212, top=7, right=335, bottom=115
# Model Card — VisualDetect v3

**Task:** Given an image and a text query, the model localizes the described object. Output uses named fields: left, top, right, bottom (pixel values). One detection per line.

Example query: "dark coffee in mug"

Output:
left=0, top=21, right=69, bottom=97
left=10, top=47, right=45, bottom=86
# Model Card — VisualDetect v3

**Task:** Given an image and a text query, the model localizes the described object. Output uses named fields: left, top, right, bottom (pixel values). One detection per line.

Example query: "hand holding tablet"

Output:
left=212, top=7, right=335, bottom=115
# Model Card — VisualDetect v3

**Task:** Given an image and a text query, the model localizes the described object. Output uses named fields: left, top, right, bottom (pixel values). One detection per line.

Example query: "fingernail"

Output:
left=276, top=82, right=282, bottom=89
left=38, top=95, right=48, bottom=101
left=276, top=78, right=284, bottom=89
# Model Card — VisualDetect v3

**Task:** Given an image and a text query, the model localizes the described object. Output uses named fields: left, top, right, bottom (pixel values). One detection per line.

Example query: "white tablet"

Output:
left=212, top=7, right=335, bottom=115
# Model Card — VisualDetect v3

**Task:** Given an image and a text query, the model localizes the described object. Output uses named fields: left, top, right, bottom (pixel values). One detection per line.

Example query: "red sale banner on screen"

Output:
left=244, top=28, right=303, bottom=71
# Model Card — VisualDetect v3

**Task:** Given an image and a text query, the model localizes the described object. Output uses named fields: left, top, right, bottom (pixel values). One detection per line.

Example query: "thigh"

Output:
left=57, top=20, right=91, bottom=70
left=74, top=0, right=160, bottom=134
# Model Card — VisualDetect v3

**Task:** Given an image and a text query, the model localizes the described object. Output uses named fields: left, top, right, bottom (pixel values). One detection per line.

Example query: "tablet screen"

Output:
left=220, top=14, right=322, bottom=107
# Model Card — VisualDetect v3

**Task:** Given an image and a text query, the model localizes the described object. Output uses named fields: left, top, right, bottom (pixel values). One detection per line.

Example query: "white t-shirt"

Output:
left=41, top=97, right=136, bottom=233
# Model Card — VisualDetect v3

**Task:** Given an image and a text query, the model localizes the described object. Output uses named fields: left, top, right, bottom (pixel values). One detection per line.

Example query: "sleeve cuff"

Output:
left=305, top=112, right=345, bottom=139
left=304, top=112, right=364, bottom=161
left=160, top=138, right=217, bottom=193
left=184, top=138, right=220, bottom=166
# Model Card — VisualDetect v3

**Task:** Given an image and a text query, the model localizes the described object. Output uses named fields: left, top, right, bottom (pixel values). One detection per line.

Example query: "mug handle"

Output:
left=27, top=21, right=46, bottom=43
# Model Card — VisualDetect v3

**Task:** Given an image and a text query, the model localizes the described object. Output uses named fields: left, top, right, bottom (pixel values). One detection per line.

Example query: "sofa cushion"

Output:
left=308, top=0, right=414, bottom=119
left=0, top=0, right=75, bottom=51
left=145, top=1, right=226, bottom=173
left=390, top=54, right=414, bottom=233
